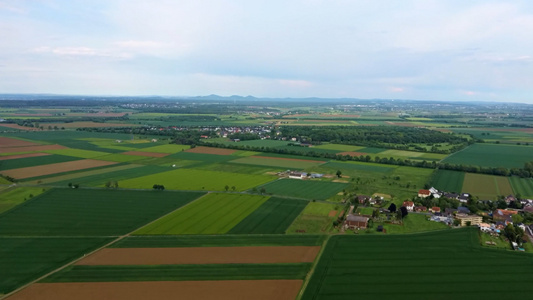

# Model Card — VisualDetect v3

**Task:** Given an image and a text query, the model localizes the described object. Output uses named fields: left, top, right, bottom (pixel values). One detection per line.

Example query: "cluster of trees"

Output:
left=104, top=181, right=119, bottom=188
left=227, top=132, right=260, bottom=141
left=279, top=126, right=469, bottom=153
left=152, top=184, right=165, bottom=190
left=504, top=223, right=525, bottom=245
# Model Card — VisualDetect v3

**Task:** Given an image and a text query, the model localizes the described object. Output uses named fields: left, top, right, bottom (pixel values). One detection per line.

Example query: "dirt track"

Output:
left=76, top=246, right=321, bottom=265
left=2, top=159, right=117, bottom=179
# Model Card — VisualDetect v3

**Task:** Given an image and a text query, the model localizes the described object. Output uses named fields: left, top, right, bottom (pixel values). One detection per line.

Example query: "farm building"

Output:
left=345, top=214, right=369, bottom=229
left=455, top=214, right=482, bottom=226
left=418, top=189, right=431, bottom=198
left=288, top=171, right=307, bottom=179
left=402, top=201, right=414, bottom=211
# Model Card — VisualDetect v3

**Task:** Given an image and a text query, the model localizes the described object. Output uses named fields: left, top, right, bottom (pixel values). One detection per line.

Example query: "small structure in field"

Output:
left=345, top=214, right=369, bottom=229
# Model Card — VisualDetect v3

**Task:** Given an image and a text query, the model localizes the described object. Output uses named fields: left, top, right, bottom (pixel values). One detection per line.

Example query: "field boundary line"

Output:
left=0, top=192, right=208, bottom=300
left=296, top=234, right=330, bottom=300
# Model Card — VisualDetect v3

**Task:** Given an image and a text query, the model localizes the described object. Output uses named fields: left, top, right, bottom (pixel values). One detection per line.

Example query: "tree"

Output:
left=512, top=214, right=524, bottom=224
left=400, top=206, right=408, bottom=218
left=224, top=185, right=229, bottom=192
left=388, top=203, right=397, bottom=213
left=336, top=170, right=342, bottom=178
left=231, top=186, right=236, bottom=191
left=260, top=187, right=266, bottom=195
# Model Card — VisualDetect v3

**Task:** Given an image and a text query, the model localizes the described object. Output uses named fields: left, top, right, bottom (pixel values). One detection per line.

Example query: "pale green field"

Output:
left=119, top=168, right=276, bottom=191
left=0, top=187, right=47, bottom=214
left=134, top=193, right=269, bottom=235
left=138, top=144, right=190, bottom=153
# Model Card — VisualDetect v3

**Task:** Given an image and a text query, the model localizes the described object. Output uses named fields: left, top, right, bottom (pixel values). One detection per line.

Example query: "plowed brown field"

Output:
left=0, top=137, right=40, bottom=148
left=0, top=152, right=51, bottom=160
left=76, top=246, right=321, bottom=265
left=185, top=146, right=237, bottom=155
left=0, top=144, right=67, bottom=154
left=1, top=159, right=117, bottom=179
left=7, top=280, right=303, bottom=300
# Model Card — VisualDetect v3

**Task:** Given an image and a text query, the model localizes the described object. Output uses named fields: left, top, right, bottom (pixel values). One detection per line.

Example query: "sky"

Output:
left=1, top=0, right=532, bottom=103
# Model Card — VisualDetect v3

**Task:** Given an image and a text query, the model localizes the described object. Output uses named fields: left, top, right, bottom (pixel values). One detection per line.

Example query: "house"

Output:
left=478, top=222, right=492, bottom=232
left=414, top=206, right=427, bottom=212
left=418, top=189, right=431, bottom=198
left=430, top=215, right=452, bottom=225
left=357, top=195, right=371, bottom=204
left=429, top=207, right=441, bottom=213
left=402, top=201, right=415, bottom=211
left=457, top=195, right=469, bottom=203
left=523, top=206, right=533, bottom=213
left=151, top=139, right=158, bottom=142
left=443, top=192, right=459, bottom=199
left=505, top=195, right=517, bottom=204
left=345, top=214, right=369, bottom=229
left=493, top=209, right=518, bottom=223
left=455, top=214, right=482, bottom=226
left=457, top=206, right=471, bottom=214
left=444, top=208, right=458, bottom=217
left=429, top=187, right=439, bottom=194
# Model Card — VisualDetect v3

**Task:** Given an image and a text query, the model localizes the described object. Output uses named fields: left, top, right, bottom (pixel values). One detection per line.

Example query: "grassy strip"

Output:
left=41, top=263, right=313, bottom=283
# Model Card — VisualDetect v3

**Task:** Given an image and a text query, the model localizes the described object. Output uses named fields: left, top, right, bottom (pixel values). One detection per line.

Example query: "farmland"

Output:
left=287, top=202, right=340, bottom=233
left=0, top=154, right=80, bottom=170
left=0, top=187, right=46, bottom=214
left=0, top=189, right=205, bottom=236
left=0, top=237, right=112, bottom=295
left=134, top=193, right=269, bottom=235
left=302, top=228, right=533, bottom=300
left=509, top=177, right=533, bottom=198
left=228, top=197, right=308, bottom=234
left=10, top=280, right=304, bottom=300
left=1, top=159, right=118, bottom=180
left=442, top=143, right=533, bottom=168
left=462, top=173, right=513, bottom=200
left=230, top=156, right=325, bottom=169
left=258, top=179, right=348, bottom=200
left=429, top=169, right=465, bottom=192
left=119, top=168, right=275, bottom=191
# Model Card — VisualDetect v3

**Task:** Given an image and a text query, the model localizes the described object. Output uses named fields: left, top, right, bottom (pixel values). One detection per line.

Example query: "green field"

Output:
left=376, top=213, right=449, bottom=234
left=42, top=263, right=312, bottom=283
left=0, top=189, right=205, bottom=236
left=258, top=179, right=348, bottom=200
left=442, top=143, right=533, bottom=168
left=138, top=144, right=190, bottom=153
left=509, top=176, right=533, bottom=198
left=311, top=144, right=365, bottom=152
left=0, top=187, right=47, bottom=214
left=43, top=148, right=111, bottom=158
left=0, top=154, right=80, bottom=170
left=228, top=197, right=308, bottom=234
left=230, top=156, right=325, bottom=169
left=119, top=168, right=275, bottom=191
left=429, top=169, right=465, bottom=192
left=302, top=228, right=533, bottom=300
left=462, top=173, right=514, bottom=200
left=50, top=165, right=168, bottom=187
left=325, top=161, right=395, bottom=173
left=111, top=234, right=325, bottom=248
left=95, top=153, right=149, bottom=162
left=135, top=193, right=269, bottom=235
left=0, top=237, right=112, bottom=295
left=287, top=202, right=339, bottom=233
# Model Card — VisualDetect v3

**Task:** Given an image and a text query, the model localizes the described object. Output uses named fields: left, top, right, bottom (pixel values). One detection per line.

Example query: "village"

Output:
left=342, top=186, right=533, bottom=251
